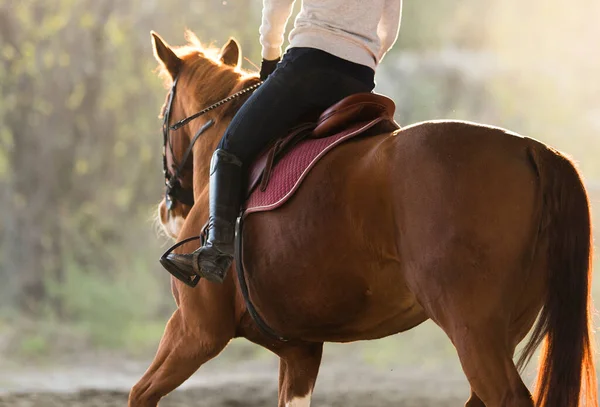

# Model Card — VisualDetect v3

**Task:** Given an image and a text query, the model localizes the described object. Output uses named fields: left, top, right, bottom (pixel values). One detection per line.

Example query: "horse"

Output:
left=128, top=30, right=597, bottom=407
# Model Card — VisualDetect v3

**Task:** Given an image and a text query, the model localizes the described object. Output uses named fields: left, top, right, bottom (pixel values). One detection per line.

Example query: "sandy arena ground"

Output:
left=0, top=349, right=472, bottom=406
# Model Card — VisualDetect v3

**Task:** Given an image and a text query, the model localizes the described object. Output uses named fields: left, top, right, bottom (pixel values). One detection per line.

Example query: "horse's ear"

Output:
left=151, top=31, right=182, bottom=78
left=219, top=38, right=241, bottom=68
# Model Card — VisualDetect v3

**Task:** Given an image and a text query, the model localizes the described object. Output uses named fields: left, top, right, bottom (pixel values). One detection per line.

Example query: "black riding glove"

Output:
left=260, top=58, right=280, bottom=81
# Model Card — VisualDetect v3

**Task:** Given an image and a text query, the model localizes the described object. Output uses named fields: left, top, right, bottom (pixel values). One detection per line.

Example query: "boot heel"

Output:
left=197, top=250, right=232, bottom=283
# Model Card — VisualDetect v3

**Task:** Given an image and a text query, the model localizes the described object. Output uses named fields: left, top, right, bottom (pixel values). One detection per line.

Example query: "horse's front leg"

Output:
left=276, top=343, right=323, bottom=407
left=128, top=304, right=234, bottom=406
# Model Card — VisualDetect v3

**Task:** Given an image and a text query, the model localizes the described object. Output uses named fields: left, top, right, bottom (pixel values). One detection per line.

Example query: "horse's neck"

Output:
left=192, top=155, right=210, bottom=204
left=191, top=119, right=232, bottom=203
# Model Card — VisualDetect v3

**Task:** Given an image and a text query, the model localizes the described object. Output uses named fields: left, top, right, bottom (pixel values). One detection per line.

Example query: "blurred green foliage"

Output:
left=0, top=0, right=598, bottom=358
left=47, top=260, right=166, bottom=348
left=18, top=333, right=49, bottom=358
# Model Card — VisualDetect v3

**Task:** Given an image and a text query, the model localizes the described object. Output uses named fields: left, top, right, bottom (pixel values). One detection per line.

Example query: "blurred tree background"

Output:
left=0, top=0, right=598, bottom=359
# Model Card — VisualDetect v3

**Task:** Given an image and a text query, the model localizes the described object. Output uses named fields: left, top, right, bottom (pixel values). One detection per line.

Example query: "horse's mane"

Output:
left=157, top=30, right=261, bottom=119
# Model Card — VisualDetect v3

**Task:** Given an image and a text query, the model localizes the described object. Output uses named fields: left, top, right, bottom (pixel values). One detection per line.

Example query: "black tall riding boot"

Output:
left=162, top=149, right=243, bottom=284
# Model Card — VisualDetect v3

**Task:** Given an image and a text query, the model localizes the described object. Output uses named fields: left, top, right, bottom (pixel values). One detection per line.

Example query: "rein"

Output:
left=169, top=81, right=263, bottom=131
left=162, top=76, right=262, bottom=209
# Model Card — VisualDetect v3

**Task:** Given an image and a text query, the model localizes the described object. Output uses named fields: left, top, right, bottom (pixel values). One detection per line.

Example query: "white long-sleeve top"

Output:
left=259, top=0, right=402, bottom=70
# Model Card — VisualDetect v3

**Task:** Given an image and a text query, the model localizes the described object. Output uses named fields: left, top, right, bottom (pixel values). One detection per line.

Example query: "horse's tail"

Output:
left=517, top=142, right=597, bottom=407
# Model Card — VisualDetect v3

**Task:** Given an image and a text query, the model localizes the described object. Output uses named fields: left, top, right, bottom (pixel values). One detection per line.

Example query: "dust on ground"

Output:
left=0, top=388, right=466, bottom=407
left=0, top=344, right=470, bottom=406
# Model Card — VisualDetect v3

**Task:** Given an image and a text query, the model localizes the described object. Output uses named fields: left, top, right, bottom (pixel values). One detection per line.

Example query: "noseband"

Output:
left=162, top=75, right=262, bottom=210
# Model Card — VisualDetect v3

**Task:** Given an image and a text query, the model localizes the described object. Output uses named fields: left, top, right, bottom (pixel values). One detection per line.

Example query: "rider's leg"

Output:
left=162, top=48, right=375, bottom=283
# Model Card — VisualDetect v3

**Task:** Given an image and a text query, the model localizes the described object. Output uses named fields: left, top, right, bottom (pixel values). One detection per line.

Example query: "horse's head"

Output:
left=151, top=31, right=258, bottom=238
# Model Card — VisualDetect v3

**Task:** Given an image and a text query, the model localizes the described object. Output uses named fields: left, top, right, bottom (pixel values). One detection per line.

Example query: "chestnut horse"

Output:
left=129, top=31, right=597, bottom=407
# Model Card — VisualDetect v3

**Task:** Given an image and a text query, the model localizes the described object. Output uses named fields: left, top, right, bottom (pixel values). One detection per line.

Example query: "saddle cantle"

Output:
left=244, top=92, right=399, bottom=215
left=312, top=92, right=396, bottom=138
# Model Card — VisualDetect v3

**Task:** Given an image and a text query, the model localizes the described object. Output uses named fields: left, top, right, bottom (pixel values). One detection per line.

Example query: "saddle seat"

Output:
left=245, top=92, right=399, bottom=211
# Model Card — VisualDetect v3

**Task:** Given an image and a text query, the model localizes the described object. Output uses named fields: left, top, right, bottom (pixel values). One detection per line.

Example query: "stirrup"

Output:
left=160, top=236, right=202, bottom=287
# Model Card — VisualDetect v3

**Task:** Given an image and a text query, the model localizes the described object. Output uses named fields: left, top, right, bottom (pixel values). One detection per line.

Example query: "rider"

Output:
left=163, top=0, right=403, bottom=283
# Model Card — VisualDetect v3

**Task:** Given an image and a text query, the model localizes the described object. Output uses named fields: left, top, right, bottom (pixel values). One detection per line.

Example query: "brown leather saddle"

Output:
left=247, top=92, right=398, bottom=194
left=313, top=92, right=396, bottom=138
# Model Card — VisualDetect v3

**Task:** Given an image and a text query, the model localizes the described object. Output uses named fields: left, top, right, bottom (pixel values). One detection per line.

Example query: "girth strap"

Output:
left=234, top=216, right=288, bottom=342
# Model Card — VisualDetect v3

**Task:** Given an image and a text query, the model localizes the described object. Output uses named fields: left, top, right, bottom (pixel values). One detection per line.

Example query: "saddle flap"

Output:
left=312, top=93, right=396, bottom=138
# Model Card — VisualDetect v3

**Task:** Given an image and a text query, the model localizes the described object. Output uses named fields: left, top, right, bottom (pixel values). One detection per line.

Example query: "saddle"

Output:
left=247, top=92, right=398, bottom=198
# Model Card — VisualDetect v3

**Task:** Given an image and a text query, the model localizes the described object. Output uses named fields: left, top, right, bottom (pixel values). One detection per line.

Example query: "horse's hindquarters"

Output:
left=389, top=122, right=545, bottom=329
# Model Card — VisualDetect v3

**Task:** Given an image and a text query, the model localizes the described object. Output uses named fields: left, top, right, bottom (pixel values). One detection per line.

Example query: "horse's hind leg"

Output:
left=413, top=251, right=537, bottom=406
left=274, top=343, right=323, bottom=407
left=459, top=249, right=545, bottom=407
left=128, top=308, right=233, bottom=406
left=466, top=392, right=486, bottom=407
left=462, top=317, right=537, bottom=407
left=450, top=321, right=533, bottom=407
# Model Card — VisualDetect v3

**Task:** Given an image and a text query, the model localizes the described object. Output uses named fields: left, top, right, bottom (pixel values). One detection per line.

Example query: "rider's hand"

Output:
left=260, top=58, right=280, bottom=81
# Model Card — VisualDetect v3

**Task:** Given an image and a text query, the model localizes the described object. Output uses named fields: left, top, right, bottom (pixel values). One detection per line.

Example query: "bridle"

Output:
left=162, top=75, right=262, bottom=210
